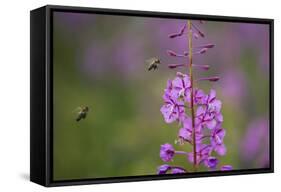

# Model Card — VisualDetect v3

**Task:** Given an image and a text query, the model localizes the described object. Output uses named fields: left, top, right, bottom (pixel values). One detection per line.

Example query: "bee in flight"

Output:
left=74, top=106, right=89, bottom=122
left=146, top=57, right=161, bottom=71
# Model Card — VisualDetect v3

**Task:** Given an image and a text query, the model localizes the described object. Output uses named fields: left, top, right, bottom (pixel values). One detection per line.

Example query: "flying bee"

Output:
left=74, top=106, right=89, bottom=122
left=146, top=57, right=161, bottom=71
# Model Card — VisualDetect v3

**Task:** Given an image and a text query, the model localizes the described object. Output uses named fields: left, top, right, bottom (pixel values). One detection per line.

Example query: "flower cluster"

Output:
left=158, top=20, right=232, bottom=174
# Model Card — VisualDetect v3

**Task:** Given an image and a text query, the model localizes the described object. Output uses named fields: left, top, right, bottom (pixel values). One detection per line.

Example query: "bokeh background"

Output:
left=53, top=11, right=270, bottom=181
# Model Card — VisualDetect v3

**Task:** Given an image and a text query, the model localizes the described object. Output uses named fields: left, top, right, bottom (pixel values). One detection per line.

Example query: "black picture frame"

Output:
left=30, top=5, right=274, bottom=187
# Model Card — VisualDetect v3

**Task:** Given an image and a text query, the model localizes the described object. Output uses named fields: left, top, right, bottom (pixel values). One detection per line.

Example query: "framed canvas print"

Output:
left=30, top=5, right=274, bottom=187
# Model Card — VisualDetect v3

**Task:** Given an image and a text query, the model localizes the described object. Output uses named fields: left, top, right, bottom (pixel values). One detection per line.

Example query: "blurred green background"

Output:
left=53, top=12, right=270, bottom=180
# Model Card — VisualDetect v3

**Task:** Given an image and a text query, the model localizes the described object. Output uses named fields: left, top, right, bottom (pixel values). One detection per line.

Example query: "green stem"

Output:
left=188, top=20, right=197, bottom=171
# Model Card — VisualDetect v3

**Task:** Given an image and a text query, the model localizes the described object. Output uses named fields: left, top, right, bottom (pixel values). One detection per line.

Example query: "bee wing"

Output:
left=147, top=65, right=152, bottom=71
left=145, top=57, right=157, bottom=65
left=72, top=107, right=82, bottom=113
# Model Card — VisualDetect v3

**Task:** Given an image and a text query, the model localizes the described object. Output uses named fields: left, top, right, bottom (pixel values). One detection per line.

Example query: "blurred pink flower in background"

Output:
left=220, top=69, right=247, bottom=104
left=240, top=118, right=269, bottom=168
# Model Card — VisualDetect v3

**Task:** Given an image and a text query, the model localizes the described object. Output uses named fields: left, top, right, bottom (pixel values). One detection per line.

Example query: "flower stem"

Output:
left=188, top=20, right=197, bottom=171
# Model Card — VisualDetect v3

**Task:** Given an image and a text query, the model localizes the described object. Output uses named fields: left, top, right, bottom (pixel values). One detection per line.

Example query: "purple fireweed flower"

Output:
left=157, top=164, right=171, bottom=174
left=193, top=89, right=206, bottom=104
left=221, top=165, right=232, bottom=171
left=196, top=107, right=220, bottom=130
left=178, top=124, right=192, bottom=141
left=211, top=127, right=226, bottom=156
left=205, top=156, right=219, bottom=169
left=171, top=167, right=186, bottom=174
left=178, top=116, right=202, bottom=143
left=160, top=143, right=175, bottom=162
left=196, top=89, right=223, bottom=129
left=157, top=165, right=187, bottom=174
left=186, top=88, right=206, bottom=105
left=170, top=73, right=191, bottom=99
left=188, top=144, right=212, bottom=165
left=160, top=93, right=185, bottom=123
left=203, top=89, right=221, bottom=108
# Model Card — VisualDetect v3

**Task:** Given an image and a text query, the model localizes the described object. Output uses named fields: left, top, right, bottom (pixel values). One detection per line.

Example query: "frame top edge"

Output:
left=31, top=4, right=274, bottom=24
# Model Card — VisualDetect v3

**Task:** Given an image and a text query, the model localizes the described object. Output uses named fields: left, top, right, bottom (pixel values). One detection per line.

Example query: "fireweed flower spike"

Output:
left=158, top=20, right=231, bottom=174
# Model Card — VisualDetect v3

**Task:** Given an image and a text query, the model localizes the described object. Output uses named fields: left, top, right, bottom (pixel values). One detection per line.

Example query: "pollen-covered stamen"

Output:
left=196, top=76, right=220, bottom=82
